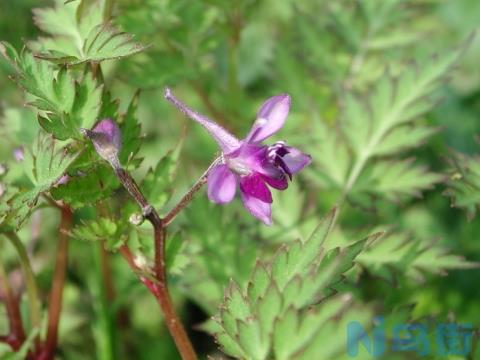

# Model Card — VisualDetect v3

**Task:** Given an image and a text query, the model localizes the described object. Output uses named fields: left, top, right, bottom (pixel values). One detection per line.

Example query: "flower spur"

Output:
left=164, top=88, right=311, bottom=225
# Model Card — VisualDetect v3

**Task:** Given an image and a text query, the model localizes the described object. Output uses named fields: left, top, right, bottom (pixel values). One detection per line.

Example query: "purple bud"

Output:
left=81, top=119, right=122, bottom=168
left=13, top=147, right=24, bottom=162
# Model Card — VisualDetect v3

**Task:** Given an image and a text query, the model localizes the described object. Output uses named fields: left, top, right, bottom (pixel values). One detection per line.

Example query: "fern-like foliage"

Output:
left=357, top=232, right=479, bottom=283
left=444, top=151, right=480, bottom=220
left=306, top=38, right=473, bottom=209
left=31, top=0, right=145, bottom=64
left=2, top=134, right=77, bottom=229
left=206, top=209, right=380, bottom=359
left=0, top=42, right=102, bottom=140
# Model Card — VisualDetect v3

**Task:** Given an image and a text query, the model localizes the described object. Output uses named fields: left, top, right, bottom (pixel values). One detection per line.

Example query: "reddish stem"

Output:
left=38, top=206, right=73, bottom=360
left=0, top=263, right=25, bottom=351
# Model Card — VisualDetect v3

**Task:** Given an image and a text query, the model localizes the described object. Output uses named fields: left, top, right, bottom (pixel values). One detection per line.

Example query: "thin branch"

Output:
left=0, top=256, right=25, bottom=350
left=114, top=168, right=197, bottom=360
left=41, top=205, right=73, bottom=360
left=163, top=157, right=220, bottom=226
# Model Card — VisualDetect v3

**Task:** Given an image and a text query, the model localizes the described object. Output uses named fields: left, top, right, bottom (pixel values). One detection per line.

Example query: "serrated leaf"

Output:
left=141, top=152, right=179, bottom=209
left=5, top=134, right=77, bottom=228
left=1, top=44, right=102, bottom=140
left=444, top=152, right=480, bottom=220
left=71, top=217, right=123, bottom=251
left=165, top=232, right=190, bottom=275
left=119, top=93, right=142, bottom=166
left=51, top=164, right=118, bottom=208
left=211, top=210, right=373, bottom=360
left=355, top=159, right=443, bottom=201
left=340, top=41, right=471, bottom=203
left=32, top=0, right=145, bottom=64
left=271, top=208, right=336, bottom=289
left=358, top=232, right=479, bottom=282
left=236, top=318, right=265, bottom=360
left=371, top=124, right=439, bottom=157
left=256, top=283, right=282, bottom=344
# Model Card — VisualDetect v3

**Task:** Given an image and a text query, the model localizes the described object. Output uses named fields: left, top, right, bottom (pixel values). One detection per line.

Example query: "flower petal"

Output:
left=245, top=94, right=291, bottom=143
left=207, top=164, right=237, bottom=204
left=93, top=119, right=121, bottom=150
left=260, top=174, right=288, bottom=190
left=81, top=119, right=121, bottom=167
left=239, top=173, right=273, bottom=203
left=282, top=147, right=312, bottom=174
left=240, top=191, right=272, bottom=225
left=165, top=88, right=241, bottom=153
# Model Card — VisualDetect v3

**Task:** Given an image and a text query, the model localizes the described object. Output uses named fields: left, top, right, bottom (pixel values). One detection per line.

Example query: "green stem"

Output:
left=91, top=242, right=117, bottom=360
left=5, top=233, right=41, bottom=344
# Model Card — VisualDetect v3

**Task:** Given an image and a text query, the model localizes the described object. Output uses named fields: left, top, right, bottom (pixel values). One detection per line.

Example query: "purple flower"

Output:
left=165, top=88, right=311, bottom=225
left=81, top=119, right=121, bottom=168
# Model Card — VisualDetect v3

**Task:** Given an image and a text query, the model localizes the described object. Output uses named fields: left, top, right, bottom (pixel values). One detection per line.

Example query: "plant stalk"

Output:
left=5, top=232, right=41, bottom=349
left=0, top=256, right=25, bottom=350
left=40, top=205, right=73, bottom=360
left=114, top=168, right=197, bottom=360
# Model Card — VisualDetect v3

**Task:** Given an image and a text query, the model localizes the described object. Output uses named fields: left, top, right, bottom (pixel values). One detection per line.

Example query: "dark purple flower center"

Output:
left=267, top=141, right=292, bottom=179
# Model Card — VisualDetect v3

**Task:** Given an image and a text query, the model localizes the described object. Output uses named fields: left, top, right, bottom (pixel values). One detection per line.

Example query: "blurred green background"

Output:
left=1, top=0, right=480, bottom=359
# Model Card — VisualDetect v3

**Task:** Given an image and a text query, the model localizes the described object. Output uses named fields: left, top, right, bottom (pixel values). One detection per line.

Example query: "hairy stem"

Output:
left=5, top=232, right=41, bottom=348
left=114, top=168, right=197, bottom=360
left=0, top=255, right=25, bottom=350
left=41, top=205, right=73, bottom=360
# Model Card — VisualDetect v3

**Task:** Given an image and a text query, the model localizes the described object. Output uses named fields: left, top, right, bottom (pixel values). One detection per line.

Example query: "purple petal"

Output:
left=240, top=191, right=272, bottom=225
left=261, top=174, right=288, bottom=190
left=93, top=119, right=121, bottom=150
left=282, top=147, right=312, bottom=174
left=81, top=119, right=121, bottom=167
left=207, top=164, right=237, bottom=204
left=239, top=173, right=273, bottom=203
left=164, top=88, right=241, bottom=153
left=245, top=94, right=291, bottom=143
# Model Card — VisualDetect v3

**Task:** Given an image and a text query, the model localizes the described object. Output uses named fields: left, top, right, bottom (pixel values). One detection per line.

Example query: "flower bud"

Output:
left=81, top=119, right=121, bottom=168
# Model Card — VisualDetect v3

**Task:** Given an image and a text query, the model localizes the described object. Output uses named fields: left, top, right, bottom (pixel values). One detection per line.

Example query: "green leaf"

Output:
left=444, top=152, right=480, bottom=220
left=354, top=159, right=444, bottom=202
left=165, top=232, right=190, bottom=275
left=210, top=209, right=375, bottom=359
left=119, top=93, right=142, bottom=166
left=343, top=47, right=465, bottom=156
left=32, top=0, right=145, bottom=64
left=71, top=217, right=124, bottom=251
left=51, top=164, right=118, bottom=208
left=358, top=232, right=479, bottom=282
left=0, top=44, right=102, bottom=140
left=5, top=134, right=77, bottom=228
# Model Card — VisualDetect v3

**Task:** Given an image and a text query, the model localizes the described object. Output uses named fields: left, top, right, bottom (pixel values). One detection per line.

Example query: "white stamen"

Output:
left=226, top=157, right=251, bottom=176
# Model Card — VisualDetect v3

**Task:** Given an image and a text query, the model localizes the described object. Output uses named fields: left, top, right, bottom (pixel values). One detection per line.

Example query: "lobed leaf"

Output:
left=444, top=152, right=480, bottom=220
left=4, top=134, right=77, bottom=229
left=210, top=209, right=378, bottom=359
left=32, top=0, right=145, bottom=64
